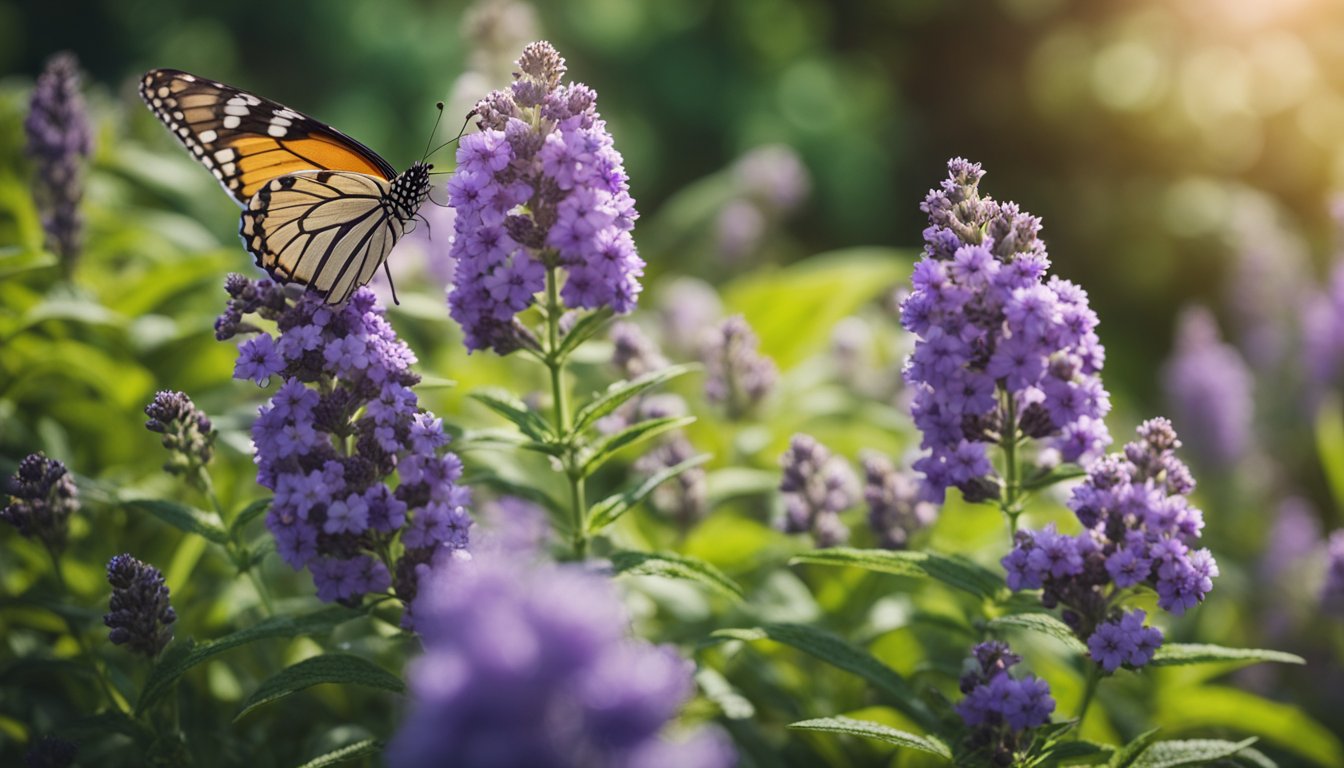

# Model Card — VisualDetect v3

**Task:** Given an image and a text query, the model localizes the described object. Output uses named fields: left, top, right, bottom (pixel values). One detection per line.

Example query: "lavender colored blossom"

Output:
left=25, top=53, right=92, bottom=270
left=1261, top=496, right=1320, bottom=585
left=733, top=144, right=810, bottom=212
left=714, top=200, right=765, bottom=262
left=446, top=40, right=643, bottom=353
left=1087, top=609, right=1164, bottom=672
left=955, top=641, right=1054, bottom=761
left=1324, top=530, right=1344, bottom=617
left=610, top=321, right=667, bottom=379
left=24, top=736, right=77, bottom=768
left=1, top=453, right=78, bottom=553
left=387, top=550, right=736, bottom=768
left=657, top=277, right=722, bottom=357
left=104, top=554, right=176, bottom=657
left=862, top=452, right=936, bottom=549
left=1302, top=260, right=1344, bottom=407
left=779, top=434, right=857, bottom=548
left=144, top=390, right=216, bottom=484
left=1161, top=307, right=1253, bottom=471
left=635, top=433, right=709, bottom=530
left=216, top=277, right=471, bottom=619
left=901, top=159, right=1111, bottom=503
left=701, top=315, right=777, bottom=419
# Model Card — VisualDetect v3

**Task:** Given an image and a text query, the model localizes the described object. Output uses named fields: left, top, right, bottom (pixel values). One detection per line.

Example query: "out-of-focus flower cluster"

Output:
left=1003, top=419, right=1215, bottom=672
left=702, top=315, right=777, bottom=420
left=1, top=452, right=78, bottom=554
left=447, top=40, right=642, bottom=353
left=24, top=52, right=92, bottom=269
left=1323, top=530, right=1344, bottom=617
left=779, top=434, right=857, bottom=548
left=1161, top=307, right=1253, bottom=472
left=1303, top=261, right=1344, bottom=408
left=955, top=641, right=1054, bottom=762
left=104, top=554, right=176, bottom=657
left=901, top=158, right=1111, bottom=503
left=217, top=277, right=471, bottom=619
left=144, top=390, right=216, bottom=486
left=862, top=452, right=936, bottom=549
left=387, top=550, right=735, bottom=768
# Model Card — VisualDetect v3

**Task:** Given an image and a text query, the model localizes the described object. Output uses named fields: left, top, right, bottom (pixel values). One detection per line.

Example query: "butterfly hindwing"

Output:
left=140, top=68, right=397, bottom=206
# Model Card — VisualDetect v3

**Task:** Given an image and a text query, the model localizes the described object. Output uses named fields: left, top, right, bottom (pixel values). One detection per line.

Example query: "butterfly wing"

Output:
left=140, top=68, right=397, bottom=206
left=240, top=170, right=408, bottom=305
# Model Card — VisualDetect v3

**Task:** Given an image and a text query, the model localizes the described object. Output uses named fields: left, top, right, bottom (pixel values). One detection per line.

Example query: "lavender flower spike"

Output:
left=25, top=53, right=92, bottom=271
left=956, top=641, right=1054, bottom=762
left=387, top=550, right=736, bottom=768
left=104, top=554, right=176, bottom=657
left=779, top=434, right=857, bottom=548
left=144, top=390, right=216, bottom=484
left=1, top=452, right=79, bottom=554
left=447, top=40, right=643, bottom=353
left=701, top=315, right=777, bottom=419
left=1323, top=530, right=1344, bottom=617
left=862, top=452, right=936, bottom=549
left=1161, top=307, right=1252, bottom=472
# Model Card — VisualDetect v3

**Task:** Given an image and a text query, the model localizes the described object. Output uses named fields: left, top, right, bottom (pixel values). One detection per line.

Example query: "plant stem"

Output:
left=1001, top=391, right=1021, bottom=540
left=200, top=468, right=273, bottom=615
left=544, top=261, right=589, bottom=559
left=48, top=546, right=128, bottom=715
left=1076, top=664, right=1101, bottom=732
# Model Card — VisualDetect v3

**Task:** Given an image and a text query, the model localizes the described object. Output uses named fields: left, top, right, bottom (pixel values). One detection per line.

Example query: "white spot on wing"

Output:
left=199, top=129, right=218, bottom=143
left=267, top=123, right=287, bottom=138
left=215, top=148, right=236, bottom=162
left=223, top=115, right=241, bottom=129
left=224, top=103, right=250, bottom=117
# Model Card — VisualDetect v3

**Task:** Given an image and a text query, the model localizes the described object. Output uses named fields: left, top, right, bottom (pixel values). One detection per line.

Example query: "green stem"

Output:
left=48, top=546, right=128, bottom=715
left=543, top=261, right=589, bottom=559
left=1001, top=391, right=1021, bottom=540
left=200, top=468, right=273, bottom=615
left=1076, top=664, right=1101, bottom=732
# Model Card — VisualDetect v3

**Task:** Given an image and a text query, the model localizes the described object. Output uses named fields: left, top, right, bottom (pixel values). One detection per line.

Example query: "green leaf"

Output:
left=137, top=606, right=363, bottom=714
left=1021, top=464, right=1088, bottom=491
left=555, top=307, right=614, bottom=359
left=1149, top=644, right=1304, bottom=668
left=987, top=612, right=1088, bottom=655
left=1129, top=738, right=1258, bottom=768
left=705, top=467, right=779, bottom=503
left=610, top=550, right=744, bottom=601
left=230, top=497, right=272, bottom=535
left=586, top=453, right=710, bottom=533
left=1316, top=394, right=1344, bottom=512
left=787, top=716, right=951, bottom=760
left=460, top=471, right=566, bottom=522
left=1044, top=740, right=1115, bottom=765
left=789, top=547, right=1003, bottom=601
left=1229, top=747, right=1278, bottom=768
left=294, top=739, right=382, bottom=768
left=235, top=654, right=404, bottom=721
left=1155, top=685, right=1342, bottom=767
left=0, top=247, right=57, bottom=280
left=572, top=363, right=696, bottom=434
left=1110, top=728, right=1162, bottom=768
left=580, top=415, right=696, bottom=476
left=706, top=624, right=933, bottom=727
left=125, top=498, right=228, bottom=544
left=469, top=389, right=555, bottom=443
left=415, top=375, right=457, bottom=390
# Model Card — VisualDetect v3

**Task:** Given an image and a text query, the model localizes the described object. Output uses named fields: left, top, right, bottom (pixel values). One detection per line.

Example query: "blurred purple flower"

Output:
left=1, top=452, right=78, bottom=554
left=656, top=277, right=722, bottom=357
left=701, top=315, right=777, bottom=419
left=901, top=159, right=1111, bottom=503
left=733, top=144, right=810, bottom=212
left=714, top=199, right=765, bottom=262
left=1261, top=496, right=1320, bottom=585
left=956, top=641, right=1054, bottom=759
left=24, top=736, right=77, bottom=768
left=1302, top=261, right=1344, bottom=409
left=1161, top=307, right=1253, bottom=472
left=25, top=52, right=92, bottom=270
left=635, top=433, right=708, bottom=531
left=144, top=390, right=216, bottom=485
left=104, top=554, right=176, bottom=657
left=1324, top=530, right=1344, bottom=617
left=447, top=41, right=643, bottom=353
left=779, top=434, right=857, bottom=548
left=387, top=550, right=735, bottom=768
left=862, top=452, right=936, bottom=549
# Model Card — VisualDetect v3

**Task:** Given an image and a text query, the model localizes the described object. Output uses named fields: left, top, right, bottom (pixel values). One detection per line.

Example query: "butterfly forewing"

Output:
left=139, top=69, right=397, bottom=206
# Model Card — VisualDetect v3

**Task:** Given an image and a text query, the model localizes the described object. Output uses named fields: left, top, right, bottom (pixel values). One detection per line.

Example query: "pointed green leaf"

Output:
left=230, top=497, right=272, bottom=535
left=1155, top=685, right=1342, bottom=766
left=573, top=363, right=696, bottom=433
left=706, top=624, right=933, bottom=727
left=1043, top=740, right=1115, bottom=765
left=415, top=375, right=457, bottom=390
left=788, top=716, right=951, bottom=760
left=294, top=739, right=382, bottom=768
left=1110, top=728, right=1162, bottom=768
left=137, top=606, right=363, bottom=714
left=1021, top=464, right=1088, bottom=491
left=469, top=389, right=555, bottom=443
left=1129, top=738, right=1258, bottom=768
left=555, top=307, right=614, bottom=359
left=610, top=550, right=744, bottom=601
left=581, top=416, right=696, bottom=476
left=1149, top=644, right=1304, bottom=668
left=586, top=453, right=710, bottom=533
left=235, top=654, right=404, bottom=721
left=790, top=547, right=1003, bottom=601
left=125, top=498, right=228, bottom=544
left=988, top=612, right=1088, bottom=655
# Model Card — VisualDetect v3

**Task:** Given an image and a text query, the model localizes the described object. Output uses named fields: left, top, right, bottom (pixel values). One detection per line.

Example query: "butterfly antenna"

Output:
left=425, top=116, right=473, bottom=161
left=421, top=102, right=447, bottom=164
left=383, top=262, right=401, bottom=305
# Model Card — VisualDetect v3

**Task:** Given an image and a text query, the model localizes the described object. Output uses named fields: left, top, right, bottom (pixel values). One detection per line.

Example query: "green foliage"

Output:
left=787, top=716, right=952, bottom=760
left=234, top=654, right=404, bottom=721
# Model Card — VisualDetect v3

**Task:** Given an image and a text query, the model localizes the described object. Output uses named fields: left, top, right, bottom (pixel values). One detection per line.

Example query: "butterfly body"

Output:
left=139, top=68, right=430, bottom=304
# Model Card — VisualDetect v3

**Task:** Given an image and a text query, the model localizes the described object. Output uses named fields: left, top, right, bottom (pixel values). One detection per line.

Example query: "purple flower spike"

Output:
left=104, top=554, right=176, bottom=657
left=25, top=52, right=92, bottom=269
left=1, top=453, right=78, bottom=554
left=779, top=434, right=858, bottom=548
left=956, top=641, right=1054, bottom=761
left=1161, top=307, right=1253, bottom=472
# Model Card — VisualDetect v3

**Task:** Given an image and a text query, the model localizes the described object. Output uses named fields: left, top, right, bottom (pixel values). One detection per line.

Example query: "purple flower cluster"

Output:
left=144, top=390, right=216, bottom=484
left=104, top=554, right=176, bottom=657
left=779, top=434, right=857, bottom=548
left=1161, top=307, right=1253, bottom=471
left=1323, top=530, right=1344, bottom=617
left=701, top=315, right=777, bottom=419
left=956, top=641, right=1054, bottom=761
left=900, top=158, right=1111, bottom=503
left=862, top=452, right=936, bottom=549
left=387, top=550, right=735, bottom=768
left=1302, top=260, right=1344, bottom=408
left=1003, top=419, right=1216, bottom=671
left=1, top=452, right=78, bottom=554
left=447, top=40, right=642, bottom=353
left=216, top=277, right=471, bottom=616
left=24, top=52, right=92, bottom=268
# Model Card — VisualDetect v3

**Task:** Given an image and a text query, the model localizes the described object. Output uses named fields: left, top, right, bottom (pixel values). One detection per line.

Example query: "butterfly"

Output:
left=139, top=68, right=432, bottom=304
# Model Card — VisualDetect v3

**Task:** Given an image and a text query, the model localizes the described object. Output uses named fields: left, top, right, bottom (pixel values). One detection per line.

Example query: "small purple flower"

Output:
left=25, top=52, right=92, bottom=270
left=387, top=550, right=735, bottom=768
left=144, top=390, right=216, bottom=484
left=956, top=641, right=1054, bottom=759
left=1, top=453, right=78, bottom=554
left=1088, top=609, right=1163, bottom=672
left=234, top=334, right=285, bottom=385
left=104, top=554, right=176, bottom=657
left=862, top=452, right=936, bottom=549
left=1323, top=530, right=1344, bottom=617
left=701, top=315, right=777, bottom=420
left=779, top=434, right=857, bottom=548
left=1161, top=307, right=1253, bottom=471
left=635, top=433, right=708, bottom=531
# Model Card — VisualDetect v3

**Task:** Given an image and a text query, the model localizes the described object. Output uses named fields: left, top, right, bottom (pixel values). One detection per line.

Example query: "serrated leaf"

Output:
left=137, top=606, right=362, bottom=714
left=125, top=498, right=228, bottom=544
left=610, top=550, right=744, bottom=601
left=790, top=547, right=1003, bottom=601
left=706, top=624, right=933, bottom=727
left=787, top=717, right=951, bottom=760
left=555, top=307, right=614, bottom=359
left=294, top=739, right=382, bottom=768
left=988, top=612, right=1088, bottom=655
left=1111, top=728, right=1162, bottom=768
left=586, top=453, right=710, bottom=533
left=230, top=497, right=272, bottom=534
left=1129, top=738, right=1258, bottom=768
left=235, top=654, right=404, bottom=721
left=573, top=364, right=695, bottom=434
left=1229, top=747, right=1278, bottom=768
left=580, top=416, right=695, bottom=476
left=1149, top=644, right=1304, bottom=668
left=469, top=389, right=555, bottom=443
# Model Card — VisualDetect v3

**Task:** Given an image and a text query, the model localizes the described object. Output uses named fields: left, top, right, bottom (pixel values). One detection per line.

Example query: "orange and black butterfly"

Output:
left=139, top=68, right=431, bottom=304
